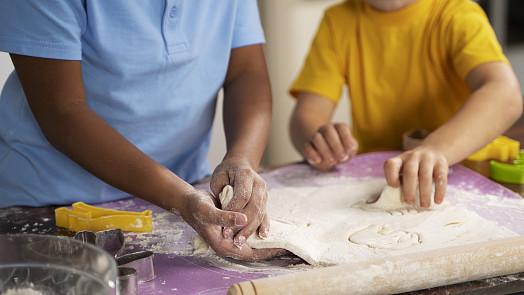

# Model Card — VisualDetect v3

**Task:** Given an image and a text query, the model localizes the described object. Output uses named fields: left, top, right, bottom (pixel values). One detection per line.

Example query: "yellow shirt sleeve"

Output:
left=289, top=12, right=346, bottom=103
left=447, top=5, right=508, bottom=80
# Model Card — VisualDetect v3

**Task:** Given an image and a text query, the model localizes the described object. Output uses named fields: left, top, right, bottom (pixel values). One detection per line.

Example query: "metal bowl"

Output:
left=0, top=234, right=118, bottom=295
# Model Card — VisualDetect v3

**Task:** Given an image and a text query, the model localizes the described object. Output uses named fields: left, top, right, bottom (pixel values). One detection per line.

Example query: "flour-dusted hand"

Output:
left=384, top=147, right=448, bottom=207
left=210, top=157, right=270, bottom=249
left=178, top=188, right=285, bottom=260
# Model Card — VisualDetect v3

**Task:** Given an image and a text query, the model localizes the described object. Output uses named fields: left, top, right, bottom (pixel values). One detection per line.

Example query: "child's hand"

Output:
left=383, top=147, right=449, bottom=207
left=303, top=122, right=358, bottom=170
left=178, top=188, right=286, bottom=261
left=210, top=157, right=269, bottom=249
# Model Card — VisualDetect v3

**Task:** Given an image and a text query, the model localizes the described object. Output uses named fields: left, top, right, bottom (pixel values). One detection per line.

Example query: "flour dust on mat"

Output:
left=246, top=178, right=519, bottom=266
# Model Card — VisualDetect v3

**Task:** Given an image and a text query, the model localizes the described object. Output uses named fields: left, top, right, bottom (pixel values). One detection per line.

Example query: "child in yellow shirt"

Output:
left=290, top=0, right=522, bottom=206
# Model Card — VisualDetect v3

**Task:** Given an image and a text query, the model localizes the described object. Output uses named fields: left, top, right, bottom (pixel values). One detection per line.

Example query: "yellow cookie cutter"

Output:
left=55, top=202, right=152, bottom=232
left=467, top=135, right=520, bottom=162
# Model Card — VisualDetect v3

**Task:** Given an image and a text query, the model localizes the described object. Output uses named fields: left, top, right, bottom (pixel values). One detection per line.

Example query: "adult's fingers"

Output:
left=210, top=168, right=230, bottom=197
left=232, top=186, right=267, bottom=248
left=195, top=202, right=247, bottom=228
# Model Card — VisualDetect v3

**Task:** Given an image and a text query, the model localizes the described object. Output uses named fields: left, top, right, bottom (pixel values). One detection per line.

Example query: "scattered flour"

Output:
left=246, top=178, right=520, bottom=266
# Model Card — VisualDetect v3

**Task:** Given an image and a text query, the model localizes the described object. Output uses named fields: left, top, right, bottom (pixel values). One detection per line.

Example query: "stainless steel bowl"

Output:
left=0, top=234, right=118, bottom=295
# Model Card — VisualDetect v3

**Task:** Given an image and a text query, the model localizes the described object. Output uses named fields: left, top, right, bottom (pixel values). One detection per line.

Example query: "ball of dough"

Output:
left=219, top=185, right=234, bottom=209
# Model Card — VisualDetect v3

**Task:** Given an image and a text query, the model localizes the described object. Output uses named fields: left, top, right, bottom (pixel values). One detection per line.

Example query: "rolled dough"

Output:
left=246, top=178, right=518, bottom=266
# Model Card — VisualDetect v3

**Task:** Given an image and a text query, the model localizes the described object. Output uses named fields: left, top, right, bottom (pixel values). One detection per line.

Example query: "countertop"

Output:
left=3, top=122, right=524, bottom=294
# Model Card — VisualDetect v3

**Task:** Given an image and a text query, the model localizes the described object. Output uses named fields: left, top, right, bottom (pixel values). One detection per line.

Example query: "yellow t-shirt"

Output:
left=290, top=0, right=508, bottom=153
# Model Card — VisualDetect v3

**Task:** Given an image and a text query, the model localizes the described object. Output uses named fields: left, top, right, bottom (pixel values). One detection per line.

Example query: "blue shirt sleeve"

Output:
left=0, top=0, right=86, bottom=60
left=231, top=0, right=265, bottom=49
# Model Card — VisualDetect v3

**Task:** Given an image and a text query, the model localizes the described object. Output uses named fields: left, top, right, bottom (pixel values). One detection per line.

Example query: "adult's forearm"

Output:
left=39, top=105, right=192, bottom=210
left=222, top=71, right=272, bottom=170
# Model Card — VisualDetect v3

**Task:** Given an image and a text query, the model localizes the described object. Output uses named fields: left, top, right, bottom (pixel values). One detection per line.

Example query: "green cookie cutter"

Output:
left=490, top=150, right=524, bottom=184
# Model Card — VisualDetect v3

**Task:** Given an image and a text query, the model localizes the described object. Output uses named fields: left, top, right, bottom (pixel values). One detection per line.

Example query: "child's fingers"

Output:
left=399, top=155, right=420, bottom=205
left=418, top=159, right=434, bottom=207
left=334, top=123, right=357, bottom=159
left=433, top=162, right=448, bottom=204
left=303, top=141, right=321, bottom=165
left=318, top=124, right=346, bottom=161
left=384, top=156, right=403, bottom=187
left=311, top=132, right=336, bottom=165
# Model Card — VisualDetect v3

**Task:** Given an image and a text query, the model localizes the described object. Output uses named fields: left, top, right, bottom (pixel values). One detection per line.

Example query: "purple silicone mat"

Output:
left=95, top=152, right=523, bottom=294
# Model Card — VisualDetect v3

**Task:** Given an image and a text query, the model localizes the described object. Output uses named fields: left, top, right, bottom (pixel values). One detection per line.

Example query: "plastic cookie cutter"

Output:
left=73, top=228, right=156, bottom=294
left=467, top=135, right=520, bottom=162
left=490, top=149, right=524, bottom=184
left=55, top=202, right=153, bottom=232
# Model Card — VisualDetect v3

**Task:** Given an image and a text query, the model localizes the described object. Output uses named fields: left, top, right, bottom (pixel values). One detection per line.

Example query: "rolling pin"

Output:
left=228, top=235, right=524, bottom=295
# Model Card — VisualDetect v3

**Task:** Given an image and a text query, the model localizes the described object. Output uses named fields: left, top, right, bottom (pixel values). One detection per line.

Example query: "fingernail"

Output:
left=259, top=230, right=268, bottom=239
left=341, top=153, right=349, bottom=162
left=234, top=236, right=245, bottom=249
left=223, top=228, right=233, bottom=239
left=307, top=157, right=320, bottom=165
left=235, top=214, right=247, bottom=226
left=329, top=157, right=336, bottom=163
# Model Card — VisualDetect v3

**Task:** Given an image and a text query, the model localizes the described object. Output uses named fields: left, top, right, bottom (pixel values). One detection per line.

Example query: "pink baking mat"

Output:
left=98, top=152, right=523, bottom=294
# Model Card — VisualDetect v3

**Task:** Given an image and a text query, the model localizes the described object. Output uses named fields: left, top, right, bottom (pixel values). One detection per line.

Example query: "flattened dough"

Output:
left=246, top=178, right=517, bottom=266
left=359, top=184, right=433, bottom=214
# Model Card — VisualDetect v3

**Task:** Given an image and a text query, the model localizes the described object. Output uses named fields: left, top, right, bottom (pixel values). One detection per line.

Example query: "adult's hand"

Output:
left=179, top=188, right=286, bottom=261
left=210, top=157, right=269, bottom=249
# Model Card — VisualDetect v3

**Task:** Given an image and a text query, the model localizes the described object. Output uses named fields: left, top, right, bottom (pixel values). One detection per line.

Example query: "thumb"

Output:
left=197, top=205, right=247, bottom=227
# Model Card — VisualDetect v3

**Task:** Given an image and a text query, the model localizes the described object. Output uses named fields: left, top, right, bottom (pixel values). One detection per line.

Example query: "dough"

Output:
left=219, top=185, right=234, bottom=209
left=246, top=178, right=518, bottom=266
left=358, top=184, right=434, bottom=214
left=193, top=235, right=209, bottom=254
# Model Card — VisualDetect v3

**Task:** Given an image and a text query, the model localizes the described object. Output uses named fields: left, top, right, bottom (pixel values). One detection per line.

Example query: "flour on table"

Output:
left=246, top=178, right=518, bottom=266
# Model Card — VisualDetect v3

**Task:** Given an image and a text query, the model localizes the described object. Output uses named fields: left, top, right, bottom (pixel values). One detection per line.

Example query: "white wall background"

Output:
left=260, top=0, right=350, bottom=166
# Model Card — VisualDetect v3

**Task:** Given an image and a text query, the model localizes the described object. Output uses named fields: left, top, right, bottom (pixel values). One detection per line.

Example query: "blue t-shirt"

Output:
left=0, top=0, right=265, bottom=207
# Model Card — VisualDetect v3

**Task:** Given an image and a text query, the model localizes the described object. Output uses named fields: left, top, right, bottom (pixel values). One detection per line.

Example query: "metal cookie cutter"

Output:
left=73, top=229, right=155, bottom=295
left=55, top=202, right=153, bottom=232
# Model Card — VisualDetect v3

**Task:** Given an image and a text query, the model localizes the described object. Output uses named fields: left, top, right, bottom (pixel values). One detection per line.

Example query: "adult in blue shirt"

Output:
left=0, top=1, right=284, bottom=260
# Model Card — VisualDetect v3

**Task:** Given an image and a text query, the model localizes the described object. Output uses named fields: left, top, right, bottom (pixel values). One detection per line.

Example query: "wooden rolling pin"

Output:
left=228, top=236, right=524, bottom=295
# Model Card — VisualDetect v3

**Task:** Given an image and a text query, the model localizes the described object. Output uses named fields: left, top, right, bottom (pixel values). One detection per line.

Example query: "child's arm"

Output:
left=210, top=44, right=275, bottom=250
left=290, top=91, right=358, bottom=170
left=10, top=53, right=284, bottom=261
left=384, top=62, right=522, bottom=207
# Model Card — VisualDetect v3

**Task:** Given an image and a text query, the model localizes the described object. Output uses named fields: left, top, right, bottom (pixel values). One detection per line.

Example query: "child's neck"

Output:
left=363, top=0, right=419, bottom=12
